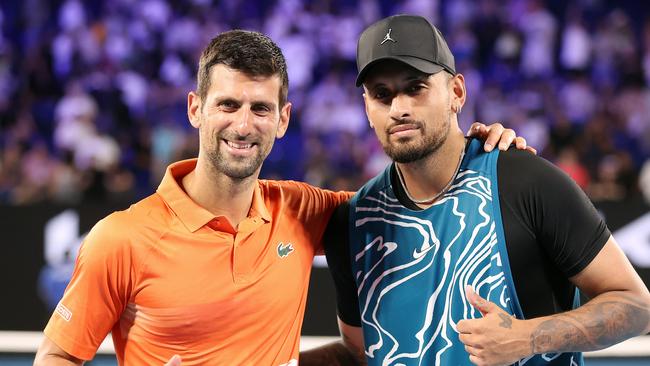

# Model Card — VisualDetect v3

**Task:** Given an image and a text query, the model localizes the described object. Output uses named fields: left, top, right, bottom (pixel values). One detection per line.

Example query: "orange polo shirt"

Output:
left=43, top=159, right=352, bottom=365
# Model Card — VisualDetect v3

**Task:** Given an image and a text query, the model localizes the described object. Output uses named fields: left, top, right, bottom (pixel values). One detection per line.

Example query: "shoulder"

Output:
left=352, top=165, right=392, bottom=202
left=497, top=149, right=578, bottom=196
left=259, top=179, right=353, bottom=205
left=83, top=193, right=170, bottom=256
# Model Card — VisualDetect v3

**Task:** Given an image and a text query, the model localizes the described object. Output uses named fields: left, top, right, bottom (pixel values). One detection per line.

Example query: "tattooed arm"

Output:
left=299, top=318, right=367, bottom=366
left=529, top=236, right=650, bottom=353
left=458, top=236, right=650, bottom=366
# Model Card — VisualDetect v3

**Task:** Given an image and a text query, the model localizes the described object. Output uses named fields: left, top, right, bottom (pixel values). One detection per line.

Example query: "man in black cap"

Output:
left=322, top=14, right=650, bottom=366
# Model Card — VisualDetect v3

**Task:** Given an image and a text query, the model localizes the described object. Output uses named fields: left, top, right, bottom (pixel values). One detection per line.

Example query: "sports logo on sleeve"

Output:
left=55, top=302, right=72, bottom=322
left=277, top=242, right=294, bottom=258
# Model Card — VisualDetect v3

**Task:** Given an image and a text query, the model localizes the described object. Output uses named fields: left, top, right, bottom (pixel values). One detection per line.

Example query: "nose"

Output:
left=232, top=108, right=254, bottom=137
left=389, top=94, right=411, bottom=121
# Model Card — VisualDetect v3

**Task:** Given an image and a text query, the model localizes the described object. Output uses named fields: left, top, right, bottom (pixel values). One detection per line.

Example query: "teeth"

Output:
left=226, top=141, right=253, bottom=149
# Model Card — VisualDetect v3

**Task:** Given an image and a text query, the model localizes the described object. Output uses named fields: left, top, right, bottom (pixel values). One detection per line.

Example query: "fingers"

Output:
left=465, top=285, right=496, bottom=315
left=459, top=332, right=479, bottom=346
left=457, top=319, right=470, bottom=333
left=467, top=122, right=487, bottom=137
left=526, top=146, right=538, bottom=155
left=465, top=285, right=483, bottom=313
left=164, top=355, right=182, bottom=366
left=483, top=123, right=505, bottom=152
left=514, top=136, right=527, bottom=150
left=468, top=354, right=483, bottom=366
left=465, top=122, right=496, bottom=151
left=464, top=343, right=482, bottom=356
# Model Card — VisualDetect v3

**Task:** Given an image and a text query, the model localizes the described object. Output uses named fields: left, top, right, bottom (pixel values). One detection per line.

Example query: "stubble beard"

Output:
left=205, top=131, right=270, bottom=180
left=382, top=115, right=451, bottom=164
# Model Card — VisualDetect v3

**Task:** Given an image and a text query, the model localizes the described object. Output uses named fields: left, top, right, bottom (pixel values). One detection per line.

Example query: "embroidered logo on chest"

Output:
left=277, top=242, right=295, bottom=258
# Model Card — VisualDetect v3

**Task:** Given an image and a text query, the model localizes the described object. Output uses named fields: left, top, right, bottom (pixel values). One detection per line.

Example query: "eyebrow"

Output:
left=250, top=100, right=276, bottom=111
left=404, top=75, right=430, bottom=83
left=214, top=97, right=276, bottom=110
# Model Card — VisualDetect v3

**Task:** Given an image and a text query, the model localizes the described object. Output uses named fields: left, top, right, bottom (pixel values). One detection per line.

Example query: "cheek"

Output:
left=367, top=110, right=388, bottom=135
left=257, top=116, right=281, bottom=136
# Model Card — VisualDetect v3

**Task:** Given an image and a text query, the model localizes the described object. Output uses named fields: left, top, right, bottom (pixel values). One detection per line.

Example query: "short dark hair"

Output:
left=197, top=30, right=289, bottom=106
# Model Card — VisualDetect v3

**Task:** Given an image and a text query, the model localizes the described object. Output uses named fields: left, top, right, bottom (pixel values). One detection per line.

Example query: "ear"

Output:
left=362, top=92, right=374, bottom=129
left=449, top=74, right=466, bottom=115
left=275, top=102, right=292, bottom=139
left=188, top=91, right=202, bottom=129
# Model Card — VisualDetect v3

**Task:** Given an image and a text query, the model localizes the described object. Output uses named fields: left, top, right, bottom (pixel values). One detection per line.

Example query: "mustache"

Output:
left=386, top=118, right=424, bottom=132
left=218, top=131, right=258, bottom=143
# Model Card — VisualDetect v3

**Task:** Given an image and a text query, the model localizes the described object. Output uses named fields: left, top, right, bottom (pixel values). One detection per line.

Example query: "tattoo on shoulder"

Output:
left=530, top=294, right=650, bottom=354
left=498, top=313, right=512, bottom=329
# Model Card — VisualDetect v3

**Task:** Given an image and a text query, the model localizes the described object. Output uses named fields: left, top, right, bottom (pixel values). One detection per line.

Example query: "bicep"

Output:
left=502, top=151, right=610, bottom=276
left=43, top=216, right=132, bottom=359
left=34, top=336, right=85, bottom=365
left=570, top=235, right=650, bottom=300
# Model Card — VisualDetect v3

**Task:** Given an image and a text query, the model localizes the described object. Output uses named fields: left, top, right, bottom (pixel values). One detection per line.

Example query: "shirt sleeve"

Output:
left=323, top=201, right=361, bottom=326
left=285, top=181, right=353, bottom=255
left=498, top=149, right=611, bottom=278
left=43, top=212, right=134, bottom=360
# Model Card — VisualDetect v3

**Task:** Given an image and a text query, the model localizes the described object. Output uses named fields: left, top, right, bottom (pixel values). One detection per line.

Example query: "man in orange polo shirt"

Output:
left=34, top=30, right=526, bottom=365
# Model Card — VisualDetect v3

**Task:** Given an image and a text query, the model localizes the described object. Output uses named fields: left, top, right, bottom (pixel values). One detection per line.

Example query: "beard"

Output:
left=205, top=130, right=271, bottom=180
left=381, top=114, right=451, bottom=164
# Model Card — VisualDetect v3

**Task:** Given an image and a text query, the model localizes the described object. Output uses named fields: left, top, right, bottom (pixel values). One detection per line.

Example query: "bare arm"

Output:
left=529, top=236, right=650, bottom=353
left=34, top=336, right=85, bottom=366
left=458, top=236, right=650, bottom=365
left=299, top=318, right=367, bottom=366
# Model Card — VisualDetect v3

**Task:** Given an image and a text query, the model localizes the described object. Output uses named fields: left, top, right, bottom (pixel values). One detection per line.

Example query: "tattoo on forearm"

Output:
left=498, top=313, right=512, bottom=329
left=530, top=293, right=650, bottom=354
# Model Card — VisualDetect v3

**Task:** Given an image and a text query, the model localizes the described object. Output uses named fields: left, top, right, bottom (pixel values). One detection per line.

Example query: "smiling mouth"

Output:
left=224, top=140, right=255, bottom=149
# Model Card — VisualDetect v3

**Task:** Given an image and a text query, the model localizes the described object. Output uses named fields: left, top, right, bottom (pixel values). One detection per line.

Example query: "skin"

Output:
left=182, top=64, right=290, bottom=227
left=332, top=60, right=650, bottom=366
left=34, top=64, right=291, bottom=365
left=33, top=61, right=527, bottom=366
left=363, top=60, right=469, bottom=207
left=458, top=238, right=650, bottom=366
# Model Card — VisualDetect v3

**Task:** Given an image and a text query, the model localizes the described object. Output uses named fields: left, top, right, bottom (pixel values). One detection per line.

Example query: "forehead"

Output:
left=207, top=64, right=281, bottom=103
left=363, top=60, right=431, bottom=87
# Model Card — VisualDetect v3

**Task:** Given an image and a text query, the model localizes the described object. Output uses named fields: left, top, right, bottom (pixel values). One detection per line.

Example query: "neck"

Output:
left=182, top=157, right=258, bottom=228
left=396, top=130, right=466, bottom=207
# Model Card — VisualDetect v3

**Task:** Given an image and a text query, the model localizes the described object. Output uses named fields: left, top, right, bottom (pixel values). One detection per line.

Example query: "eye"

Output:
left=405, top=83, right=425, bottom=94
left=252, top=104, right=271, bottom=115
left=372, top=88, right=391, bottom=100
left=218, top=100, right=239, bottom=111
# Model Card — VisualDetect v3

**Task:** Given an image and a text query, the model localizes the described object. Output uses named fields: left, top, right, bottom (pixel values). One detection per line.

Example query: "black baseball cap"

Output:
left=356, top=15, right=456, bottom=87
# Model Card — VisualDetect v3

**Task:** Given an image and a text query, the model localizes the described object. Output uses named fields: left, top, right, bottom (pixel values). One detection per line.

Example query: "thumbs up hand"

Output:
left=456, top=286, right=533, bottom=366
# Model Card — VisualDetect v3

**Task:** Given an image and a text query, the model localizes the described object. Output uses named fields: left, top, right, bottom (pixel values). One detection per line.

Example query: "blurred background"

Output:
left=0, top=0, right=649, bottom=364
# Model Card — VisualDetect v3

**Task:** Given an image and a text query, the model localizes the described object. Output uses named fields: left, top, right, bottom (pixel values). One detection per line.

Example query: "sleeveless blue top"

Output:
left=348, top=139, right=581, bottom=366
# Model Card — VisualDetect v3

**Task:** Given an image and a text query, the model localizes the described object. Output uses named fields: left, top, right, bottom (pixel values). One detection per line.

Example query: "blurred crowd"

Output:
left=1, top=0, right=650, bottom=206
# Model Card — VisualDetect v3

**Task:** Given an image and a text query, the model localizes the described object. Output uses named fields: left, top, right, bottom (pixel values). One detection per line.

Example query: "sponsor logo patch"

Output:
left=55, top=303, right=72, bottom=322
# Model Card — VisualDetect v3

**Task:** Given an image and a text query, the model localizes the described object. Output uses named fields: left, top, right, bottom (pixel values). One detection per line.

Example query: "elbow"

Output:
left=33, top=337, right=84, bottom=366
left=625, top=287, right=650, bottom=336
left=642, top=293, right=650, bottom=335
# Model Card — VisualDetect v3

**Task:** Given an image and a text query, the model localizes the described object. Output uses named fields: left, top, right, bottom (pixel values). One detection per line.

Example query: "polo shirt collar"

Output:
left=157, top=159, right=271, bottom=232
left=250, top=179, right=271, bottom=222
